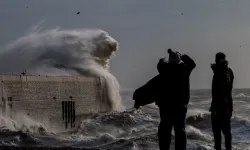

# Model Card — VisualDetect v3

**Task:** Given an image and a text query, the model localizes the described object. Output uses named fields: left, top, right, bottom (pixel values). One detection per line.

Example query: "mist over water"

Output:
left=0, top=27, right=124, bottom=112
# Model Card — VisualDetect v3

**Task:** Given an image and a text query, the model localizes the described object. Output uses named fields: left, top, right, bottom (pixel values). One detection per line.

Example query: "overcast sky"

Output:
left=1, top=0, right=250, bottom=89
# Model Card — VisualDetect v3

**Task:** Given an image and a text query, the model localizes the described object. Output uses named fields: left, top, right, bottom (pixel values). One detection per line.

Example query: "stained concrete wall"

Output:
left=0, top=75, right=103, bottom=132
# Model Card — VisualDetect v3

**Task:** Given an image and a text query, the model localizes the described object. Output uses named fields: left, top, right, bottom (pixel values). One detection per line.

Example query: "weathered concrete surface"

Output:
left=0, top=75, right=102, bottom=131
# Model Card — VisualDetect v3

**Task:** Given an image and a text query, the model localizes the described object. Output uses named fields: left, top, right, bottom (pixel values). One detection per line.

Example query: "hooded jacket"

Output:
left=210, top=60, right=234, bottom=113
left=155, top=54, right=196, bottom=108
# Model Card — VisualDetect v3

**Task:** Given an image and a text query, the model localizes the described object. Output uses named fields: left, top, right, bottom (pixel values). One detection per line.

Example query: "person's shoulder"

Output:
left=227, top=67, right=233, bottom=73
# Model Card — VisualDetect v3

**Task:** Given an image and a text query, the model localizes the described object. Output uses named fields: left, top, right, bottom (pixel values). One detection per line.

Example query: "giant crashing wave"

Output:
left=0, top=28, right=124, bottom=112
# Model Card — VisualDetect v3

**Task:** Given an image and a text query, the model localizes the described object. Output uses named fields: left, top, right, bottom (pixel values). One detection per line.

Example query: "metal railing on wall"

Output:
left=62, top=101, right=76, bottom=129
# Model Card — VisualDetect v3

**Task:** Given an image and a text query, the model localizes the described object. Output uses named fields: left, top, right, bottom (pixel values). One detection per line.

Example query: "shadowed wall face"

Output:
left=0, top=75, right=102, bottom=131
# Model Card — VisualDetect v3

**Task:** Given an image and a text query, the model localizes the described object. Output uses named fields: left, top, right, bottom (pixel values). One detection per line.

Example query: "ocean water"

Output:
left=1, top=89, right=250, bottom=150
left=0, top=28, right=249, bottom=150
left=0, top=28, right=124, bottom=112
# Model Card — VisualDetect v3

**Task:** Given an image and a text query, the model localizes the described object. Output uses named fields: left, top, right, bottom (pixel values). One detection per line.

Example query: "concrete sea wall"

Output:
left=0, top=75, right=103, bottom=131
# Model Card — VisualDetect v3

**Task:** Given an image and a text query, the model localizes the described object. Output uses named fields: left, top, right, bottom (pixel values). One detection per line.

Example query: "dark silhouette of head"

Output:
left=167, top=48, right=172, bottom=54
left=215, top=52, right=226, bottom=64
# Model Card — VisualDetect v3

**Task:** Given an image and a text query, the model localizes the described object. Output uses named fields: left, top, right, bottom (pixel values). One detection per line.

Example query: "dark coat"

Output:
left=155, top=55, right=196, bottom=108
left=133, top=74, right=162, bottom=107
left=133, top=54, right=195, bottom=109
left=210, top=61, right=234, bottom=114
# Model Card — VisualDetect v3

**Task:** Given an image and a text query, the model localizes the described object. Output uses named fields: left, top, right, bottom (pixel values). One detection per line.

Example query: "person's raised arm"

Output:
left=181, top=54, right=196, bottom=74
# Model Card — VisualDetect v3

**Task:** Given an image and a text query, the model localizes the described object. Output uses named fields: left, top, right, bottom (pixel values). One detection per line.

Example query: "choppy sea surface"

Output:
left=1, top=89, right=250, bottom=150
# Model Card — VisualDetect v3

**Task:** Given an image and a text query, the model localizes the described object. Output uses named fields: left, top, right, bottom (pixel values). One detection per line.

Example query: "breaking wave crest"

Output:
left=0, top=113, right=48, bottom=147
left=235, top=93, right=250, bottom=98
left=0, top=27, right=124, bottom=112
left=186, top=125, right=212, bottom=142
left=0, top=113, right=46, bottom=133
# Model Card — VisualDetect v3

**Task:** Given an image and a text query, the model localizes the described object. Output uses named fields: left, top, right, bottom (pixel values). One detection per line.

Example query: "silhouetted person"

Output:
left=134, top=49, right=196, bottom=150
left=21, top=70, right=26, bottom=76
left=210, top=52, right=234, bottom=150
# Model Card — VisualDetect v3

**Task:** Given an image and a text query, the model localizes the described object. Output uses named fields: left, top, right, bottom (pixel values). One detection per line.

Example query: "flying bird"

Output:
left=77, top=12, right=80, bottom=15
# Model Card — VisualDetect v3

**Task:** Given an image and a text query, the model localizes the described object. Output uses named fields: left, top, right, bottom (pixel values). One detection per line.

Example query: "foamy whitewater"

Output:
left=0, top=28, right=123, bottom=112
left=1, top=29, right=250, bottom=149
